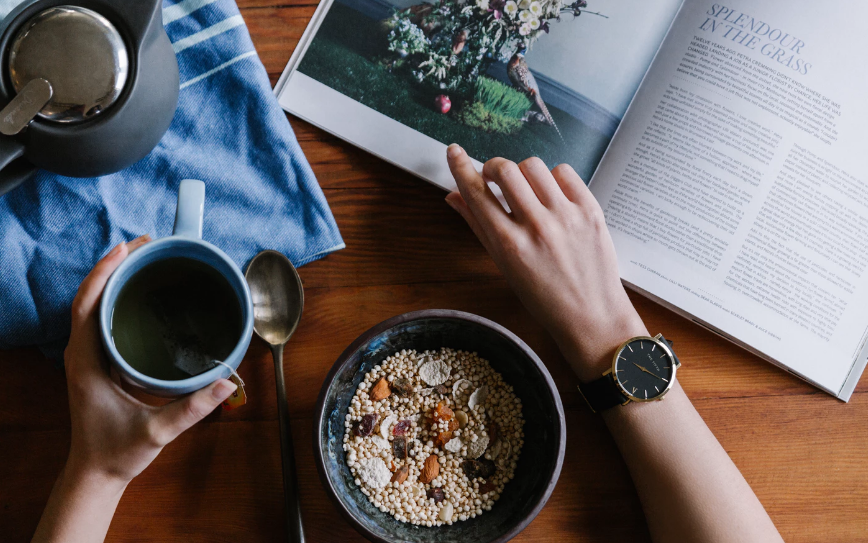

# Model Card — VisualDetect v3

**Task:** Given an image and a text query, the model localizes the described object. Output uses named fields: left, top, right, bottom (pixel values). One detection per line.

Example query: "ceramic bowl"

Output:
left=313, top=310, right=566, bottom=543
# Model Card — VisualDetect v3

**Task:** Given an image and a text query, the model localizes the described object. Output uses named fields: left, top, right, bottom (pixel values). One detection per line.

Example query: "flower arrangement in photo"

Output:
left=383, top=0, right=602, bottom=94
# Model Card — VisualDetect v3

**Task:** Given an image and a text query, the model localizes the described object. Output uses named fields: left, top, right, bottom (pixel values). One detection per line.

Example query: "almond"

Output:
left=419, top=454, right=440, bottom=484
left=391, top=465, right=409, bottom=484
left=369, top=377, right=391, bottom=401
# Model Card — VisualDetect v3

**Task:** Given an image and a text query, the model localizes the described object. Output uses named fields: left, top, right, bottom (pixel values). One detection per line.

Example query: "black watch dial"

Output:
left=614, top=338, right=675, bottom=401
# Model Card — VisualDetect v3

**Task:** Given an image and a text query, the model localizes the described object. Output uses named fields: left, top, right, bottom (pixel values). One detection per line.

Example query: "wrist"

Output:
left=557, top=308, right=648, bottom=383
left=64, top=456, right=132, bottom=495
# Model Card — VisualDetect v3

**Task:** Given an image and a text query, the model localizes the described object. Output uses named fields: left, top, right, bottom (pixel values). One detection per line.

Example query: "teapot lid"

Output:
left=8, top=5, right=129, bottom=123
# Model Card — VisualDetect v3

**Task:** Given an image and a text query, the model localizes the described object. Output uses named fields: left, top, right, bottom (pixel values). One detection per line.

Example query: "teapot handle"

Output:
left=0, top=137, right=36, bottom=197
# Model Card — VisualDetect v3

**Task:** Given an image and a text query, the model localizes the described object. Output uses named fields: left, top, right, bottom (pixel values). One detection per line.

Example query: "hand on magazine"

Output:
left=445, top=144, right=647, bottom=381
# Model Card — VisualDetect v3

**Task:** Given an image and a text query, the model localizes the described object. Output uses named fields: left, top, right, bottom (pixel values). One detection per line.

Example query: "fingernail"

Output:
left=212, top=379, right=237, bottom=401
left=135, top=234, right=152, bottom=243
left=447, top=144, right=463, bottom=158
left=107, top=243, right=124, bottom=258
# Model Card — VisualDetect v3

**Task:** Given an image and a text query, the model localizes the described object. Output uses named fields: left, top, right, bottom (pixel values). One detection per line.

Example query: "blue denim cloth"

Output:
left=0, top=0, right=344, bottom=354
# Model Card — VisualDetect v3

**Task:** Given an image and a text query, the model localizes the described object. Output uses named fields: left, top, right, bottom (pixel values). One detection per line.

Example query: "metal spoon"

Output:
left=245, top=250, right=306, bottom=543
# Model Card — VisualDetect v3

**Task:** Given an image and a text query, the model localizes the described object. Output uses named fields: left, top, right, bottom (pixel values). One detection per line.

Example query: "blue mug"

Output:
left=99, top=179, right=253, bottom=396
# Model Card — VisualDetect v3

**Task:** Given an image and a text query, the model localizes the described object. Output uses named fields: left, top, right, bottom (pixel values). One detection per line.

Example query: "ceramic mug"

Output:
left=99, top=179, right=253, bottom=396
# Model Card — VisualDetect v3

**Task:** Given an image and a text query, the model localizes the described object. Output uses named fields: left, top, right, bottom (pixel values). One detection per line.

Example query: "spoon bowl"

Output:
left=246, top=250, right=304, bottom=346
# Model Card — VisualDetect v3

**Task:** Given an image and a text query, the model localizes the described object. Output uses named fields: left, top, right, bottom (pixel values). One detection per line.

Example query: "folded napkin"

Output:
left=0, top=0, right=344, bottom=354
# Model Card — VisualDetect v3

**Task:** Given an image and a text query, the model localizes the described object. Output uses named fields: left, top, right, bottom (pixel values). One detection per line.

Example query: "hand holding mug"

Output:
left=64, top=235, right=237, bottom=485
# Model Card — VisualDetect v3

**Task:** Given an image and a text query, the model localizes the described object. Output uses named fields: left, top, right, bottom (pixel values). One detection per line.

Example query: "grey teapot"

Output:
left=0, top=0, right=179, bottom=196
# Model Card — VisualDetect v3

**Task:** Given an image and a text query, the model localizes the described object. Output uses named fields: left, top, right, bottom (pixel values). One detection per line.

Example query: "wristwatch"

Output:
left=578, top=334, right=681, bottom=413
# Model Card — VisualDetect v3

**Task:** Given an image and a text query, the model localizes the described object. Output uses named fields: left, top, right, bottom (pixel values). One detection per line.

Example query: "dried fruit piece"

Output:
left=370, top=377, right=391, bottom=401
left=479, top=480, right=497, bottom=494
left=419, top=454, right=440, bottom=483
left=432, top=400, right=454, bottom=422
left=466, top=435, right=489, bottom=459
left=379, top=414, right=397, bottom=439
left=391, top=465, right=409, bottom=484
left=461, top=458, right=496, bottom=481
left=447, top=419, right=460, bottom=432
left=392, top=419, right=411, bottom=436
left=478, top=458, right=496, bottom=478
left=468, top=385, right=488, bottom=410
left=444, top=437, right=463, bottom=453
left=433, top=431, right=453, bottom=448
left=353, top=413, right=378, bottom=437
left=454, top=410, right=468, bottom=429
left=419, top=359, right=450, bottom=386
left=461, top=459, right=483, bottom=480
left=391, top=378, right=414, bottom=397
left=439, top=501, right=454, bottom=521
left=392, top=436, right=408, bottom=460
left=487, top=420, right=499, bottom=443
left=427, top=487, right=445, bottom=503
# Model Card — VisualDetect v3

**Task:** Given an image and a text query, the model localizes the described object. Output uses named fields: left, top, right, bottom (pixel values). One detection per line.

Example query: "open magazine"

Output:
left=276, top=0, right=868, bottom=400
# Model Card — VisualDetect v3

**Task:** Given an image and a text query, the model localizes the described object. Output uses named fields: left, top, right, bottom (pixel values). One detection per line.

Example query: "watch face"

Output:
left=613, top=338, right=675, bottom=401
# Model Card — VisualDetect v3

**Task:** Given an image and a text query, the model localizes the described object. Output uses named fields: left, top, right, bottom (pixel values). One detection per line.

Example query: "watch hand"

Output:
left=633, top=363, right=665, bottom=381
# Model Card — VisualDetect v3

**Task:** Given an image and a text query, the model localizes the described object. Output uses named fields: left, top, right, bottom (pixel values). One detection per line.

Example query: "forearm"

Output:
left=32, top=462, right=127, bottom=543
left=600, top=376, right=783, bottom=543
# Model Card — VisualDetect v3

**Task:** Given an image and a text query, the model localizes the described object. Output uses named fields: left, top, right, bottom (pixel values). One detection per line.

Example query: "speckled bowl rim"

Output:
left=313, top=309, right=567, bottom=543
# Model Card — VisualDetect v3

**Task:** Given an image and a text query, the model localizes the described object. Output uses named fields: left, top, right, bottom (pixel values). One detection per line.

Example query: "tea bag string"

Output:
left=211, top=360, right=245, bottom=386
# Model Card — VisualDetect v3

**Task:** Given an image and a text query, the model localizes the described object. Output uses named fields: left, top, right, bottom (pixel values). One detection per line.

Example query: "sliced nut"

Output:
left=370, top=377, right=391, bottom=401
left=439, top=501, right=454, bottom=522
left=468, top=385, right=488, bottom=410
left=419, top=454, right=440, bottom=483
left=454, top=410, right=468, bottom=429
left=391, top=465, right=409, bottom=484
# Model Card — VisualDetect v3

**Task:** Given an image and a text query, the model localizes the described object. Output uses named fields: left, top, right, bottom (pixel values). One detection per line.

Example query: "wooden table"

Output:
left=2, top=2, right=868, bottom=541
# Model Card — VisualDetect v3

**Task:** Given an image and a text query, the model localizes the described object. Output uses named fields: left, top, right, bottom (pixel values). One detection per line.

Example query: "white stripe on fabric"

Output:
left=172, top=14, right=245, bottom=53
left=163, top=0, right=219, bottom=25
left=180, top=50, right=256, bottom=89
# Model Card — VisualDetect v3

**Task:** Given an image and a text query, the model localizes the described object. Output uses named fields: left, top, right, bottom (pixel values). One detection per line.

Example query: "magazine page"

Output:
left=590, top=0, right=868, bottom=398
left=277, top=0, right=681, bottom=190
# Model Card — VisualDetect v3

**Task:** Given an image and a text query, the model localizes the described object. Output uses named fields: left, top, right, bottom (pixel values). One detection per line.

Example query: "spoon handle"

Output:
left=271, top=344, right=305, bottom=543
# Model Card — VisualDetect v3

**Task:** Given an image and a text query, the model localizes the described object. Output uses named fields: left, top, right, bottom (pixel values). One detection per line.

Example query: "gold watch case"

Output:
left=603, top=333, right=681, bottom=403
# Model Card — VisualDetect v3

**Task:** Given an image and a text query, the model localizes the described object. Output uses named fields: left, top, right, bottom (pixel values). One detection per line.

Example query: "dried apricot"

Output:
left=432, top=400, right=454, bottom=422
left=433, top=431, right=453, bottom=448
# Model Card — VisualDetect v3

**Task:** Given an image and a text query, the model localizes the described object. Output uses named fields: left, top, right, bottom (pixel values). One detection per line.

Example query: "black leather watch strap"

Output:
left=578, top=374, right=628, bottom=414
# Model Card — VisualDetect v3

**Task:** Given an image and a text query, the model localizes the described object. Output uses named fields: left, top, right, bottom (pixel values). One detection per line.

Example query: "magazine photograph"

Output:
left=279, top=0, right=681, bottom=183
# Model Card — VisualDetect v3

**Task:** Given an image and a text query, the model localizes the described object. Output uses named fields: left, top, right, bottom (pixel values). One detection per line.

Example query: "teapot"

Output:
left=0, top=0, right=179, bottom=196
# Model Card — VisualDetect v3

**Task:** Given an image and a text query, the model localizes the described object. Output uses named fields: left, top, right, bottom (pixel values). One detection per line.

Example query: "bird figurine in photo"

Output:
left=508, top=42, right=564, bottom=142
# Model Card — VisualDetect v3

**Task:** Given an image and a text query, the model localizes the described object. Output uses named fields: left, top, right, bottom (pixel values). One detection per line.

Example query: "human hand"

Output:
left=445, top=145, right=647, bottom=382
left=63, top=235, right=238, bottom=484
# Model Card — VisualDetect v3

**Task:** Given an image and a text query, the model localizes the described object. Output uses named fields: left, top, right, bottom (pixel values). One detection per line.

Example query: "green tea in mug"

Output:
left=111, top=257, right=243, bottom=380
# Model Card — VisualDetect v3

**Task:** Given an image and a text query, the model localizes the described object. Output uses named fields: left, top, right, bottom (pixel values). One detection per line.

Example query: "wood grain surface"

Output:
left=1, top=1, right=867, bottom=541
